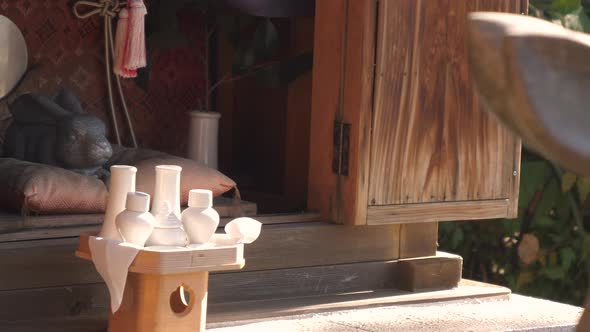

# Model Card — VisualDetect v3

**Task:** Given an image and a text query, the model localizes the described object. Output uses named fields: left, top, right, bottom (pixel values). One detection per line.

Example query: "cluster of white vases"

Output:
left=98, top=165, right=219, bottom=248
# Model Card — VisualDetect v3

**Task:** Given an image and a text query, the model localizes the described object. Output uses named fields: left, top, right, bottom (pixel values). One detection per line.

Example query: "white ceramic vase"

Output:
left=188, top=111, right=221, bottom=169
left=116, top=192, right=155, bottom=247
left=100, top=165, right=137, bottom=241
left=151, top=165, right=182, bottom=220
left=182, top=189, right=220, bottom=244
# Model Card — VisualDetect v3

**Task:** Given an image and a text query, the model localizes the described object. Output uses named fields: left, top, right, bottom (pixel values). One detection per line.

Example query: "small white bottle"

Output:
left=182, top=189, right=220, bottom=244
left=116, top=192, right=155, bottom=247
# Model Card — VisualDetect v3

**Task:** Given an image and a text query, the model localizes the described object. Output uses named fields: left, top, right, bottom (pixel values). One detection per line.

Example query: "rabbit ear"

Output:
left=9, top=93, right=70, bottom=125
left=54, top=88, right=86, bottom=114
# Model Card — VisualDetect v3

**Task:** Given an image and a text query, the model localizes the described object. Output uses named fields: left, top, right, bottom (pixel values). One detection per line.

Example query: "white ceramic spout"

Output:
left=151, top=165, right=182, bottom=220
left=100, top=165, right=137, bottom=240
left=116, top=192, right=155, bottom=247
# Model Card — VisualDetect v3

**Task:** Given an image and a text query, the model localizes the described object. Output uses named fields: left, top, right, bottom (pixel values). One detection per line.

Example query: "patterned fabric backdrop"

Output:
left=0, top=0, right=206, bottom=156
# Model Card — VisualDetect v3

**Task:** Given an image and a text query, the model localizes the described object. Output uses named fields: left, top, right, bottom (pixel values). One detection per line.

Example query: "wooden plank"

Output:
left=213, top=197, right=257, bottom=218
left=0, top=283, right=109, bottom=322
left=399, top=223, right=438, bottom=259
left=307, top=0, right=347, bottom=223
left=1, top=316, right=107, bottom=332
left=0, top=199, right=256, bottom=233
left=0, top=212, right=321, bottom=243
left=207, top=280, right=510, bottom=325
left=367, top=199, right=509, bottom=225
left=0, top=222, right=399, bottom=291
left=242, top=222, right=400, bottom=271
left=339, top=0, right=377, bottom=226
left=0, top=225, right=102, bottom=242
left=284, top=17, right=314, bottom=209
left=307, top=0, right=376, bottom=225
left=368, top=0, right=522, bottom=208
left=0, top=279, right=510, bottom=329
left=396, top=252, right=463, bottom=292
left=0, top=213, right=103, bottom=232
left=0, top=238, right=101, bottom=291
left=209, top=260, right=398, bottom=304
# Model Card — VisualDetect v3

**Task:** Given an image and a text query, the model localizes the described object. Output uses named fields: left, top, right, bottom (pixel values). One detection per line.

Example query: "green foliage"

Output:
left=529, top=0, right=590, bottom=31
left=439, top=148, right=590, bottom=306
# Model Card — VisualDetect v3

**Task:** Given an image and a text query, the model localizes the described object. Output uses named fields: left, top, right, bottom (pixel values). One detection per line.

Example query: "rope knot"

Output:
left=73, top=0, right=124, bottom=19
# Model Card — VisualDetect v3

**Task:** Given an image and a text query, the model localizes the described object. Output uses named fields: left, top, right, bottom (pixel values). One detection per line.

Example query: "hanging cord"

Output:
left=73, top=0, right=138, bottom=148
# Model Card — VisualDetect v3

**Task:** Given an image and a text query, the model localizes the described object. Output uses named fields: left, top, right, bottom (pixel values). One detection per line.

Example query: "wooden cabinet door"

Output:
left=367, top=0, right=525, bottom=225
left=308, top=0, right=527, bottom=226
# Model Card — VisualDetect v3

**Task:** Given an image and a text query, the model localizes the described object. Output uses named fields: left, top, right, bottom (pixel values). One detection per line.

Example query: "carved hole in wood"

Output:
left=170, top=285, right=194, bottom=316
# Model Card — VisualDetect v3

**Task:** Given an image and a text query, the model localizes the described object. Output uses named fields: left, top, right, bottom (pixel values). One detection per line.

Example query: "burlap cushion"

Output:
left=107, top=146, right=236, bottom=203
left=0, top=158, right=108, bottom=214
left=0, top=146, right=236, bottom=214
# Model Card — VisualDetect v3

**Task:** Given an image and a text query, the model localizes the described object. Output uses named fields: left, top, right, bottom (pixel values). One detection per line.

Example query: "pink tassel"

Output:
left=124, top=0, right=147, bottom=70
left=113, top=9, right=136, bottom=78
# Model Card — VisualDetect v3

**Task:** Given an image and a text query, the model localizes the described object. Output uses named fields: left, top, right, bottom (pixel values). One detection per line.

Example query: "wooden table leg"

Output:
left=578, top=291, right=590, bottom=331
left=109, top=271, right=209, bottom=332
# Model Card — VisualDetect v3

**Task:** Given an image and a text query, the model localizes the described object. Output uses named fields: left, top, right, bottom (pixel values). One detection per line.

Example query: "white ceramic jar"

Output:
left=115, top=192, right=154, bottom=247
left=182, top=189, right=220, bottom=244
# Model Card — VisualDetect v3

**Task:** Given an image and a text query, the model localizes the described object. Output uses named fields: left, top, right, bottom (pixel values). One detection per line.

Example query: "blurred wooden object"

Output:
left=468, top=12, right=590, bottom=178
left=467, top=12, right=590, bottom=331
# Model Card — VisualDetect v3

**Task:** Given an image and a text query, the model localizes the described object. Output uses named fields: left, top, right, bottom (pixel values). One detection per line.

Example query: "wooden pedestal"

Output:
left=76, top=234, right=245, bottom=332
left=109, top=272, right=209, bottom=332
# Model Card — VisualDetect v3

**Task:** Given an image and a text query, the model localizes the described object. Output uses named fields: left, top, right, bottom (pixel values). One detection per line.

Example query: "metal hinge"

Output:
left=332, top=120, right=351, bottom=176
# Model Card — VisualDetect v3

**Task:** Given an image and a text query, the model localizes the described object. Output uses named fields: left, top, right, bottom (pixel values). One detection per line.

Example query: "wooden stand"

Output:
left=76, top=234, right=245, bottom=332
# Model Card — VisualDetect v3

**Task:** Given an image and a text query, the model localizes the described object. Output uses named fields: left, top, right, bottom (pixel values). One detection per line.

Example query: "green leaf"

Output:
left=582, top=235, right=590, bottom=260
left=543, top=265, right=567, bottom=280
left=253, top=19, right=279, bottom=60
left=257, top=52, right=313, bottom=87
left=577, top=177, right=590, bottom=203
left=560, top=6, right=590, bottom=31
left=533, top=178, right=560, bottom=220
left=551, top=0, right=582, bottom=14
left=561, top=172, right=577, bottom=192
left=555, top=194, right=572, bottom=221
left=232, top=44, right=256, bottom=74
left=560, top=247, right=577, bottom=270
left=502, top=218, right=521, bottom=235
left=519, top=161, right=550, bottom=210
left=535, top=215, right=555, bottom=227
left=450, top=227, right=465, bottom=249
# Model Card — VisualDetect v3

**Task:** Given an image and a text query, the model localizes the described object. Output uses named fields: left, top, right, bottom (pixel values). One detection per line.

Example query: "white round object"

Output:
left=188, top=189, right=213, bottom=208
left=126, top=192, right=150, bottom=212
left=0, top=15, right=28, bottom=98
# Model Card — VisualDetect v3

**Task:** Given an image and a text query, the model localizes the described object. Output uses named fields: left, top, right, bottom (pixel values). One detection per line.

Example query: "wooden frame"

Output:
left=308, top=0, right=527, bottom=226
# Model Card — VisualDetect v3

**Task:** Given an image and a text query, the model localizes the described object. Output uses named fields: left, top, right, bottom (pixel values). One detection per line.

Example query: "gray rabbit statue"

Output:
left=3, top=88, right=113, bottom=178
